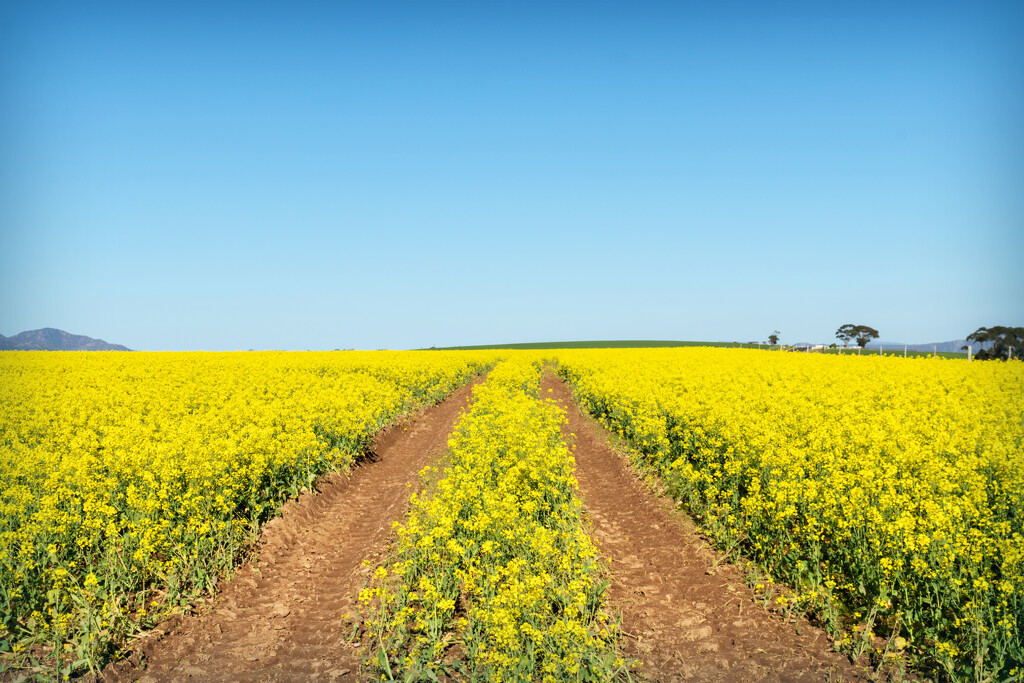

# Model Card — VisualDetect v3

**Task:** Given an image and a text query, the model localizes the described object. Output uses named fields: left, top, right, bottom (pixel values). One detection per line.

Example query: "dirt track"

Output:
left=104, top=378, right=481, bottom=681
left=542, top=373, right=867, bottom=682
left=105, top=373, right=871, bottom=682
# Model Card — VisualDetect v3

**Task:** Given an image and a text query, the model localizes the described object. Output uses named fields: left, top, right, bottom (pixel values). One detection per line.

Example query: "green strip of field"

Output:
left=425, top=340, right=765, bottom=350
left=827, top=349, right=965, bottom=359
left=426, top=341, right=967, bottom=358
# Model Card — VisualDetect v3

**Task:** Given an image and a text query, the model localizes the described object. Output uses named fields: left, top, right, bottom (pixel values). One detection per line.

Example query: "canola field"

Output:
left=557, top=348, right=1024, bottom=680
left=2, top=347, right=1021, bottom=681
left=0, top=350, right=494, bottom=672
left=361, top=358, right=627, bottom=682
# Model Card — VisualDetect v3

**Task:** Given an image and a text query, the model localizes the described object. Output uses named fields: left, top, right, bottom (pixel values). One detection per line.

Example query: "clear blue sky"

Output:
left=2, top=1, right=1022, bottom=350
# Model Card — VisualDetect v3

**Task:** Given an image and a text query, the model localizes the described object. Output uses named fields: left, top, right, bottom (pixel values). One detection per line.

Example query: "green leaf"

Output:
left=376, top=648, right=393, bottom=679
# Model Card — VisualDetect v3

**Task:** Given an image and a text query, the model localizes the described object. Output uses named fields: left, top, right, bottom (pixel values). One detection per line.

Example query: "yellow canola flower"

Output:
left=0, top=349, right=497, bottom=674
left=363, top=358, right=629, bottom=681
left=557, top=347, right=1023, bottom=681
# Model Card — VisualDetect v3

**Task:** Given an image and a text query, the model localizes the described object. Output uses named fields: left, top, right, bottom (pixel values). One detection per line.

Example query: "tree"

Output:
left=768, top=331, right=780, bottom=346
left=965, top=326, right=1024, bottom=360
left=855, top=325, right=880, bottom=348
left=835, top=324, right=857, bottom=348
left=836, top=324, right=879, bottom=349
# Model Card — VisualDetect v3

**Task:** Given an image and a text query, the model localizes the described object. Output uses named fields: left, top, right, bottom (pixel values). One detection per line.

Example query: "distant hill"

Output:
left=0, top=328, right=131, bottom=351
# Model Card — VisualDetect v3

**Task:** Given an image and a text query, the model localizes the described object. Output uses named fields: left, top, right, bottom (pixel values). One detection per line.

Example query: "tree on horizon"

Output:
left=966, top=326, right=1024, bottom=360
left=836, top=324, right=879, bottom=349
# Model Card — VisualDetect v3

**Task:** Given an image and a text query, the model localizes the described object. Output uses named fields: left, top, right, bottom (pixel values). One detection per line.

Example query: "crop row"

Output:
left=6, top=346, right=1019, bottom=681
left=361, top=359, right=628, bottom=682
left=556, top=348, right=1024, bottom=681
left=0, top=350, right=495, bottom=675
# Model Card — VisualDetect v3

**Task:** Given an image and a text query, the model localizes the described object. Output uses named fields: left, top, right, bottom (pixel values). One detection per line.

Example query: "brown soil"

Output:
left=98, top=372, right=874, bottom=682
left=102, top=378, right=482, bottom=682
left=542, top=374, right=869, bottom=683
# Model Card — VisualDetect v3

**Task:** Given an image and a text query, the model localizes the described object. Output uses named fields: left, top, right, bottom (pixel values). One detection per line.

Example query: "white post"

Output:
left=968, top=344, right=972, bottom=362
left=880, top=345, right=883, bottom=356
left=933, top=345, right=937, bottom=357
left=904, top=345, right=907, bottom=358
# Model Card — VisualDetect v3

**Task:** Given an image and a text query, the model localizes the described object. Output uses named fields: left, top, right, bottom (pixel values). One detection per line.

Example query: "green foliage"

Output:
left=967, top=326, right=1024, bottom=361
left=836, top=324, right=880, bottom=349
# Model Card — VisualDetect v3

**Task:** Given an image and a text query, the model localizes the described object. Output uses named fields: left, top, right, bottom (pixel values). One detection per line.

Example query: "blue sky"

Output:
left=2, top=1, right=1022, bottom=350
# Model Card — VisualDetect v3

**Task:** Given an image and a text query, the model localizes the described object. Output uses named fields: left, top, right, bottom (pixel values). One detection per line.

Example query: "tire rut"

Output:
left=105, top=378, right=482, bottom=682
left=542, top=374, right=868, bottom=683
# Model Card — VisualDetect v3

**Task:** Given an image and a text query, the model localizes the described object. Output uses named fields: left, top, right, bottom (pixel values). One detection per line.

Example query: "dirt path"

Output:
left=105, top=378, right=481, bottom=682
left=542, top=374, right=867, bottom=682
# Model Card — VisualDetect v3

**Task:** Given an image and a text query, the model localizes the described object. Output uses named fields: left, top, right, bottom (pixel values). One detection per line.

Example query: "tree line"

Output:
left=761, top=324, right=1022, bottom=360
left=965, top=326, right=1023, bottom=360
